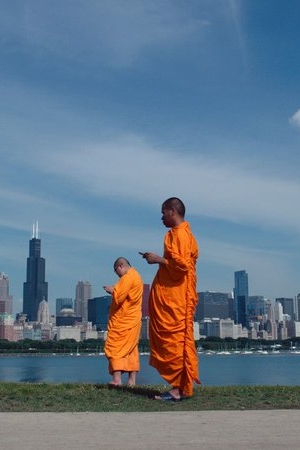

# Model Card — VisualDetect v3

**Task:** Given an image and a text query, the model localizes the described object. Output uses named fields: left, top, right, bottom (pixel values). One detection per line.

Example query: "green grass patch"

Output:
left=0, top=383, right=300, bottom=412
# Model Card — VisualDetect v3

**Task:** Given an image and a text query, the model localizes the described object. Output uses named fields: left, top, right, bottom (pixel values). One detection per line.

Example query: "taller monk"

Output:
left=103, top=257, right=143, bottom=386
left=141, top=197, right=200, bottom=401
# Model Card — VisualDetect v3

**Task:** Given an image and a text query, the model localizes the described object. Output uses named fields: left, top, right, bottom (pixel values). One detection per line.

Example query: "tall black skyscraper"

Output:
left=23, top=222, right=48, bottom=321
left=233, top=270, right=249, bottom=327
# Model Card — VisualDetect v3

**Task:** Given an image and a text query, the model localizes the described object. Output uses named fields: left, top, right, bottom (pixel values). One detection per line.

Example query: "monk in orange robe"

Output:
left=141, top=197, right=200, bottom=401
left=103, top=257, right=143, bottom=386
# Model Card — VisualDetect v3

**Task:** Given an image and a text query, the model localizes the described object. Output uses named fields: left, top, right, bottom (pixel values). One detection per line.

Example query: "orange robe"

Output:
left=104, top=267, right=143, bottom=374
left=149, top=221, right=200, bottom=396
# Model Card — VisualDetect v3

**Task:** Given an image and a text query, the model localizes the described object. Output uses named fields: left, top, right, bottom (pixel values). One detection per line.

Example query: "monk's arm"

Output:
left=112, top=275, right=132, bottom=305
left=142, top=252, right=166, bottom=265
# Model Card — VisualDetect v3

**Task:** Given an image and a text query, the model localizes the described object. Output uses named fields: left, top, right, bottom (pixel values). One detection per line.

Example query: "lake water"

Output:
left=1, top=352, right=300, bottom=386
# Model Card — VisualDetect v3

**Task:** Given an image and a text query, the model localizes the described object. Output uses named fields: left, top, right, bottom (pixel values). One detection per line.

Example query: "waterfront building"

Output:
left=233, top=270, right=249, bottom=327
left=277, top=321, right=288, bottom=340
left=23, top=222, right=48, bottom=321
left=219, top=318, right=236, bottom=339
left=0, top=272, right=13, bottom=314
left=193, top=321, right=200, bottom=340
left=294, top=322, right=300, bottom=337
left=56, top=326, right=81, bottom=341
left=81, top=329, right=98, bottom=341
left=56, top=297, right=73, bottom=316
left=199, top=318, right=247, bottom=339
left=199, top=318, right=224, bottom=338
left=40, top=323, right=52, bottom=340
left=248, top=326, right=258, bottom=339
left=0, top=313, right=14, bottom=340
left=257, top=329, right=269, bottom=339
left=23, top=324, right=42, bottom=340
left=75, top=280, right=92, bottom=321
left=13, top=324, right=23, bottom=342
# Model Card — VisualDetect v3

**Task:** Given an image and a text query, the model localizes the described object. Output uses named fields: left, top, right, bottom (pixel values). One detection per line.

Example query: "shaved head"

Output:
left=113, top=257, right=131, bottom=271
left=162, top=197, right=185, bottom=218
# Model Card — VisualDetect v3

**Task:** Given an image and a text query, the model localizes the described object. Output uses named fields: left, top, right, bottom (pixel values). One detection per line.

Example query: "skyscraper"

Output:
left=142, top=284, right=150, bottom=318
left=88, top=295, right=111, bottom=330
left=296, top=293, right=300, bottom=321
left=196, top=291, right=233, bottom=321
left=0, top=272, right=13, bottom=314
left=75, top=280, right=92, bottom=321
left=23, top=222, right=48, bottom=321
left=275, top=297, right=295, bottom=320
left=233, top=270, right=249, bottom=327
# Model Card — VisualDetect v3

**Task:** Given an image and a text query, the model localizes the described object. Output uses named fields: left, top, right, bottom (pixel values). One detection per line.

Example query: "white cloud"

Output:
left=14, top=133, right=299, bottom=234
left=0, top=0, right=209, bottom=68
left=289, top=109, right=300, bottom=128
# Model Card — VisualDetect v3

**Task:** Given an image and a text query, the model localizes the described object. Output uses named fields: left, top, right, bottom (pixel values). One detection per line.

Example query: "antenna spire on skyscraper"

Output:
left=32, top=221, right=39, bottom=239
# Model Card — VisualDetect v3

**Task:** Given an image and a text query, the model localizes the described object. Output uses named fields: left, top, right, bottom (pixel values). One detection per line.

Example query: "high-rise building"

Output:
left=142, top=284, right=150, bottom=318
left=0, top=272, right=13, bottom=314
left=23, top=223, right=48, bottom=322
left=196, top=291, right=233, bottom=321
left=0, top=313, right=14, bottom=340
left=233, top=270, right=249, bottom=327
left=248, top=295, right=266, bottom=319
left=56, top=297, right=73, bottom=316
left=37, top=299, right=51, bottom=324
left=296, top=293, right=300, bottom=321
left=75, top=281, right=92, bottom=321
left=88, top=295, right=111, bottom=330
left=276, top=297, right=294, bottom=320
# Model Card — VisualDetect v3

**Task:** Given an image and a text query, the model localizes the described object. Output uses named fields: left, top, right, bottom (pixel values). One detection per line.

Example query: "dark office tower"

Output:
left=196, top=291, right=233, bottom=321
left=88, top=296, right=111, bottom=330
left=233, top=270, right=248, bottom=327
left=296, top=294, right=300, bottom=321
left=23, top=222, right=48, bottom=322
left=142, top=284, right=150, bottom=318
left=275, top=297, right=295, bottom=320
left=248, top=295, right=267, bottom=319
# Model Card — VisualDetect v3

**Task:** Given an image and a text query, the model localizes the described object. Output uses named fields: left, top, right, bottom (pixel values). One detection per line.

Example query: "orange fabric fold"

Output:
left=104, top=267, right=143, bottom=374
left=149, top=221, right=200, bottom=397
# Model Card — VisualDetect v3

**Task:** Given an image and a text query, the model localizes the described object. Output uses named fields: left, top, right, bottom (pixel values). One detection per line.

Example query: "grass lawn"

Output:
left=0, top=383, right=300, bottom=412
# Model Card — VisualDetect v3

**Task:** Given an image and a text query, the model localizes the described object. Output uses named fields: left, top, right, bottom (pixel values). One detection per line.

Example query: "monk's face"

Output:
left=161, top=207, right=175, bottom=228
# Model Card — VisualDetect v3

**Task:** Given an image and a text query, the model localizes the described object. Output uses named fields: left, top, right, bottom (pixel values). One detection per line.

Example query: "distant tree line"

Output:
left=0, top=337, right=299, bottom=353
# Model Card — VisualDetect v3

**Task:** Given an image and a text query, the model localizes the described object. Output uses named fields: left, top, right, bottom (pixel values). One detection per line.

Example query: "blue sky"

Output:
left=1, top=0, right=300, bottom=315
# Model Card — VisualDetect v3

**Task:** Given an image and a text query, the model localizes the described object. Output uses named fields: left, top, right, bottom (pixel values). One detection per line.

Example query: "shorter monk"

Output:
left=103, top=257, right=143, bottom=386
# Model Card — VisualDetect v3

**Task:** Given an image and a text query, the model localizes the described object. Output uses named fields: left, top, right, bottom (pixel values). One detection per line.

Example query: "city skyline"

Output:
left=3, top=226, right=300, bottom=317
left=1, top=1, right=300, bottom=311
